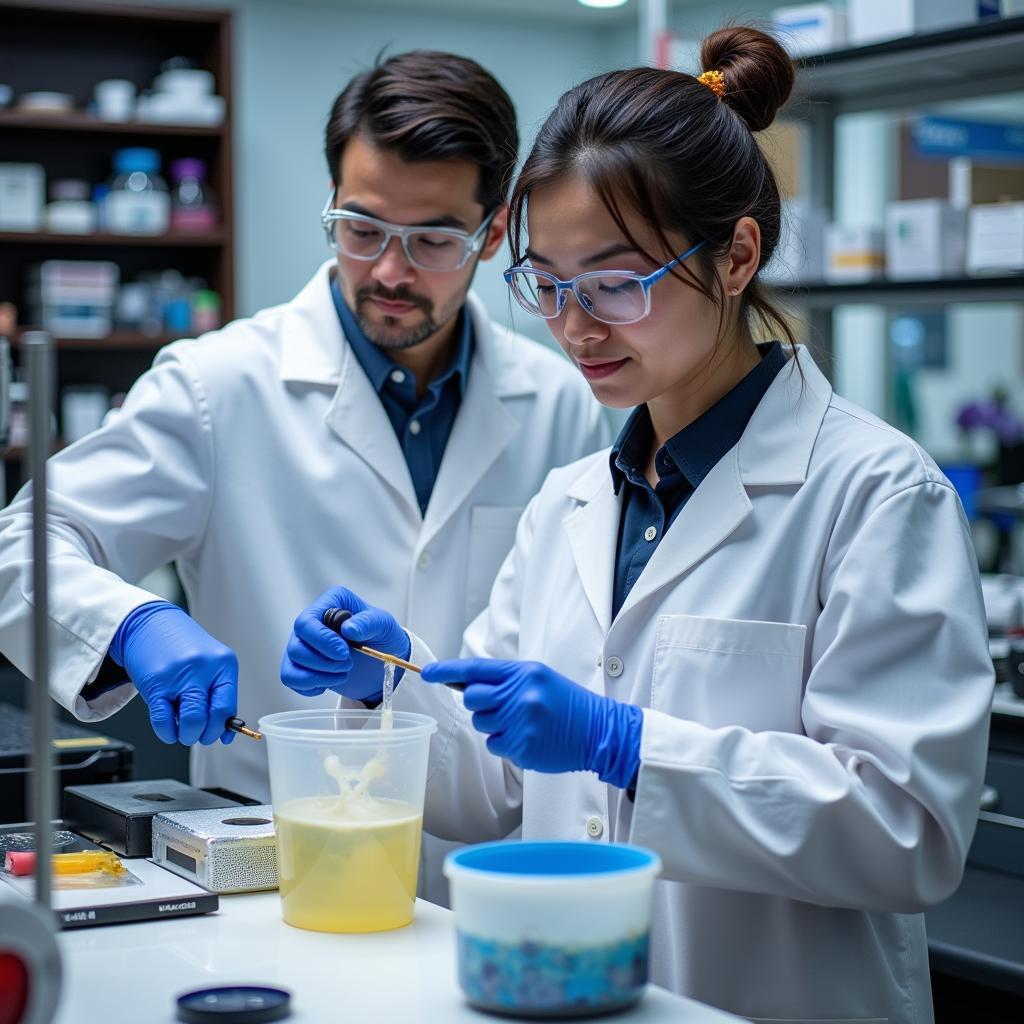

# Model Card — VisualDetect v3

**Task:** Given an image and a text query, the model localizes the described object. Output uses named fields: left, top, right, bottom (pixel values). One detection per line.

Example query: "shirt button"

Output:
left=390, top=369, right=406, bottom=384
left=417, top=552, right=431, bottom=570
left=586, top=816, right=604, bottom=839
left=596, top=655, right=603, bottom=669
left=409, top=419, right=421, bottom=436
left=644, top=526, right=657, bottom=542
left=605, top=656, right=623, bottom=678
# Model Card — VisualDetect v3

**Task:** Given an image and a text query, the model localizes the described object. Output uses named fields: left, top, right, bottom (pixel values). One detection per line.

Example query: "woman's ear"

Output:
left=723, top=216, right=761, bottom=296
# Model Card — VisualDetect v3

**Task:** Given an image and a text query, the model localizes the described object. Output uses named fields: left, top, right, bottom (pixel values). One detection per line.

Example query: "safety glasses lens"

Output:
left=577, top=275, right=647, bottom=324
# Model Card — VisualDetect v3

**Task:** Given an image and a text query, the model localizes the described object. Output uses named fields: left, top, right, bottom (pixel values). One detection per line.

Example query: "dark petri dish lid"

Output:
left=176, top=986, right=291, bottom=1023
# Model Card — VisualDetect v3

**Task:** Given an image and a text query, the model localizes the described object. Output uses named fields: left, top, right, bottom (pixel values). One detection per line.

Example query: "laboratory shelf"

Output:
left=777, top=276, right=1024, bottom=307
left=0, top=110, right=224, bottom=137
left=10, top=331, right=172, bottom=350
left=0, top=230, right=226, bottom=248
left=794, top=15, right=1024, bottom=114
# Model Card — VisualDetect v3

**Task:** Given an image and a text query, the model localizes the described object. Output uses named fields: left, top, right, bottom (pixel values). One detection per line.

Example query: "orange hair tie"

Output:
left=697, top=69, right=726, bottom=99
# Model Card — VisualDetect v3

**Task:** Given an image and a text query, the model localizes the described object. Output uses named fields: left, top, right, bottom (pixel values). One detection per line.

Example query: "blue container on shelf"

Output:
left=444, top=841, right=662, bottom=1019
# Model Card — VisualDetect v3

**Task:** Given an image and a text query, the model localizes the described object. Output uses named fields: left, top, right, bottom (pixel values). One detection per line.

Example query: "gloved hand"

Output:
left=420, top=659, right=643, bottom=789
left=109, top=601, right=237, bottom=746
left=280, top=586, right=410, bottom=702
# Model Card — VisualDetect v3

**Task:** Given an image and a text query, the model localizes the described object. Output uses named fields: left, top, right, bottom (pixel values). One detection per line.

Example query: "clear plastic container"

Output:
left=106, top=147, right=169, bottom=235
left=445, top=841, right=662, bottom=1017
left=259, top=708, right=436, bottom=934
left=169, top=157, right=217, bottom=232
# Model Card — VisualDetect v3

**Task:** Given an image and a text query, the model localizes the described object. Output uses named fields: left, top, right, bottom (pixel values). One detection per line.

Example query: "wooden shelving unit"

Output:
left=0, top=0, right=235, bottom=502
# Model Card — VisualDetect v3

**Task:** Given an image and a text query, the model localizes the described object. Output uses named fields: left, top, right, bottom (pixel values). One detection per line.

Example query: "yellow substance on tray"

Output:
left=275, top=795, right=421, bottom=933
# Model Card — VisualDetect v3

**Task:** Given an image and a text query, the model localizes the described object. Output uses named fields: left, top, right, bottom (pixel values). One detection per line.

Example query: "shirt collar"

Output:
left=609, top=341, right=788, bottom=495
left=330, top=273, right=472, bottom=399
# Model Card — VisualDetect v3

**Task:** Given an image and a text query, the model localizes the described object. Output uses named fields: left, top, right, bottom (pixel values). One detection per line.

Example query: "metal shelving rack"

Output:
left=780, top=15, right=1024, bottom=355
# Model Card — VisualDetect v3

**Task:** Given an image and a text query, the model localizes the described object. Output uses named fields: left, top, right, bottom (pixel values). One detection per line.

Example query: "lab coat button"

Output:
left=409, top=419, right=422, bottom=436
left=417, top=552, right=431, bottom=570
left=605, top=656, right=623, bottom=677
left=390, top=369, right=406, bottom=384
left=643, top=526, right=657, bottom=542
left=586, top=817, right=604, bottom=839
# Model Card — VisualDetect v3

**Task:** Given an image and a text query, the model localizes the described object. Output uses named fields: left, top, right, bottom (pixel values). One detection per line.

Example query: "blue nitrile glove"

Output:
left=280, top=586, right=410, bottom=702
left=420, top=659, right=643, bottom=789
left=109, top=601, right=238, bottom=746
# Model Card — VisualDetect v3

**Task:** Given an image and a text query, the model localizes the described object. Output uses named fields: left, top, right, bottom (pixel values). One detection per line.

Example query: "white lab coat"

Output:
left=390, top=350, right=994, bottom=1024
left=0, top=259, right=608, bottom=810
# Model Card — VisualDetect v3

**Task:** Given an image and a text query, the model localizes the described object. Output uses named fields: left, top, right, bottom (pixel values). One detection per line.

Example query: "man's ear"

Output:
left=479, top=205, right=509, bottom=262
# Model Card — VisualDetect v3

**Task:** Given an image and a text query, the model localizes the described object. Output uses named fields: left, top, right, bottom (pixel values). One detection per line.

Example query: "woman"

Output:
left=281, top=26, right=992, bottom=1024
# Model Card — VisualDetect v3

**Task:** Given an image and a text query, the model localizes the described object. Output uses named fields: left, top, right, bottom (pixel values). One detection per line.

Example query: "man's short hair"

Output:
left=325, top=51, right=519, bottom=213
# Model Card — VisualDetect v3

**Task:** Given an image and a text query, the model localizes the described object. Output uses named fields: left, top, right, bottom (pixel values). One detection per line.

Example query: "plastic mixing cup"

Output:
left=259, top=708, right=436, bottom=933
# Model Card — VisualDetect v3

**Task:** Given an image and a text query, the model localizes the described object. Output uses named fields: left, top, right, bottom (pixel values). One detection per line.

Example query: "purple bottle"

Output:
left=169, top=158, right=217, bottom=232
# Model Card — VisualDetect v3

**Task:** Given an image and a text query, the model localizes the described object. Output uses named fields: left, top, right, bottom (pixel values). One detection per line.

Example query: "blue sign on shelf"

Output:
left=913, top=116, right=1024, bottom=164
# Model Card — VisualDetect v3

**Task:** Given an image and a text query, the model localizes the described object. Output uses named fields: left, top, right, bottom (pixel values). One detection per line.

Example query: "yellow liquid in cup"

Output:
left=274, top=795, right=422, bottom=933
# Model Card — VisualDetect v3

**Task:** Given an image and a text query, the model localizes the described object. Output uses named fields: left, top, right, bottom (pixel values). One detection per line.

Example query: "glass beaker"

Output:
left=259, top=708, right=436, bottom=933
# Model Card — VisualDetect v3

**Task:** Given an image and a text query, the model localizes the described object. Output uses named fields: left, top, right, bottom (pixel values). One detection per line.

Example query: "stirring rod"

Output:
left=226, top=717, right=263, bottom=740
left=321, top=608, right=466, bottom=691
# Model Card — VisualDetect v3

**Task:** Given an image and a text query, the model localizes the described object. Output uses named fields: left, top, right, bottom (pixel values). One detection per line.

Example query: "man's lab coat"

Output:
left=0, top=259, right=608, bottom=816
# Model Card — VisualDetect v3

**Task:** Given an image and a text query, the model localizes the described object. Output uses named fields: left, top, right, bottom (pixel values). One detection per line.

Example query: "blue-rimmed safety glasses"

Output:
left=320, top=190, right=497, bottom=272
left=503, top=240, right=705, bottom=326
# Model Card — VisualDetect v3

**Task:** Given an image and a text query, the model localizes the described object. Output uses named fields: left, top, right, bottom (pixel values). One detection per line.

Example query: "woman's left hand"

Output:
left=420, top=659, right=643, bottom=789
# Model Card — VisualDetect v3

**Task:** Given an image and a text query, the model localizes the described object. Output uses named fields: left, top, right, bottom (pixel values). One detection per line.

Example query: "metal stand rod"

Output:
left=25, top=330, right=53, bottom=911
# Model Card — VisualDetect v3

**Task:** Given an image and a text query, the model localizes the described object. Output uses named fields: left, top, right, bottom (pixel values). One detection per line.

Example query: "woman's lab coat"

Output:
left=0, top=260, right=607, bottom=804
left=393, top=350, right=994, bottom=1024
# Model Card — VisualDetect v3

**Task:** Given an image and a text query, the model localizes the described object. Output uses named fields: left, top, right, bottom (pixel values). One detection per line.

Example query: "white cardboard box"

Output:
left=0, top=163, right=45, bottom=231
left=772, top=4, right=848, bottom=56
left=885, top=199, right=967, bottom=280
left=967, top=203, right=1024, bottom=273
left=849, top=0, right=977, bottom=45
left=825, top=224, right=886, bottom=282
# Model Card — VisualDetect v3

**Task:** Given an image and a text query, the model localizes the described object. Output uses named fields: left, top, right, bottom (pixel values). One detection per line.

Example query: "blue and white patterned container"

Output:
left=444, top=841, right=661, bottom=1018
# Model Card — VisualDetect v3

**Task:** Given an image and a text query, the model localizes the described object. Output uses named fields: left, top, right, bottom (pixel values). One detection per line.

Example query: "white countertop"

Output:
left=55, top=890, right=743, bottom=1022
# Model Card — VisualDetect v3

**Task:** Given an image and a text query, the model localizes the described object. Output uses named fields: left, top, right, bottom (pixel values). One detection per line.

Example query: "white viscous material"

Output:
left=381, top=661, right=395, bottom=732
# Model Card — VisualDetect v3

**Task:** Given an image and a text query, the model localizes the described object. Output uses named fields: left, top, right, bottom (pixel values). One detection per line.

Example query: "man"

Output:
left=0, top=53, right=607, bottom=863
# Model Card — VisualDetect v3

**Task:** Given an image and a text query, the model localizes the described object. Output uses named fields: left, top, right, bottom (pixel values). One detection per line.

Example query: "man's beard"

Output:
left=354, top=286, right=446, bottom=351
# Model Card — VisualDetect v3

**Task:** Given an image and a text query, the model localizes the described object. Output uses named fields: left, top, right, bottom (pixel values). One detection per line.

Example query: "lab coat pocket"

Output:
left=651, top=615, right=807, bottom=733
left=464, top=505, right=525, bottom=623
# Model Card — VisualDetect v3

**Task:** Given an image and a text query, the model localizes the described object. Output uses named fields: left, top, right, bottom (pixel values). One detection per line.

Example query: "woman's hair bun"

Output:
left=699, top=25, right=795, bottom=133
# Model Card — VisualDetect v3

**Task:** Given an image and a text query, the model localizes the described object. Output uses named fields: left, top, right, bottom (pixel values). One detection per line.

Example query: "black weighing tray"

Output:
left=63, top=779, right=245, bottom=857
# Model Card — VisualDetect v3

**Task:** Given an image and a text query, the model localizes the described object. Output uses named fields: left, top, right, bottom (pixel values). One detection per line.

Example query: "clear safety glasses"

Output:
left=320, top=191, right=496, bottom=272
left=503, top=240, right=705, bottom=326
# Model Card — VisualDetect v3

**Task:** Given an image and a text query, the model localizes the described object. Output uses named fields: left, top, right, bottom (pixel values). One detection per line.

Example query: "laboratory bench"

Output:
left=53, top=890, right=743, bottom=1023
left=925, top=689, right=1024, bottom=1022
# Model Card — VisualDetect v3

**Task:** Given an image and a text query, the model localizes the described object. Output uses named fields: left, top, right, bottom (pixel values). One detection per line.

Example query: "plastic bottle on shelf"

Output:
left=191, top=289, right=221, bottom=334
left=169, top=158, right=217, bottom=233
left=106, top=148, right=170, bottom=235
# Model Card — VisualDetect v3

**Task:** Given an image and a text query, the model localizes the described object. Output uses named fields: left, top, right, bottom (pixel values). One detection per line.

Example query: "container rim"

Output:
left=258, top=708, right=437, bottom=743
left=444, top=841, right=662, bottom=885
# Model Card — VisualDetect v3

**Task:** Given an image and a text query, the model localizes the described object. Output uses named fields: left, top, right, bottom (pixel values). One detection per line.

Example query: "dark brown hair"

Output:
left=510, top=26, right=796, bottom=351
left=325, top=51, right=519, bottom=214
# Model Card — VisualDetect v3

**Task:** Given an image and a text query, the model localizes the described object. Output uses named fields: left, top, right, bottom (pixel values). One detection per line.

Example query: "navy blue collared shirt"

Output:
left=331, top=276, right=473, bottom=514
left=609, top=342, right=789, bottom=619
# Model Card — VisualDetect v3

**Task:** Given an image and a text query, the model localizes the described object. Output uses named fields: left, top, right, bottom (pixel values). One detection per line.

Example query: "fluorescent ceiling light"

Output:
left=577, top=0, right=629, bottom=8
